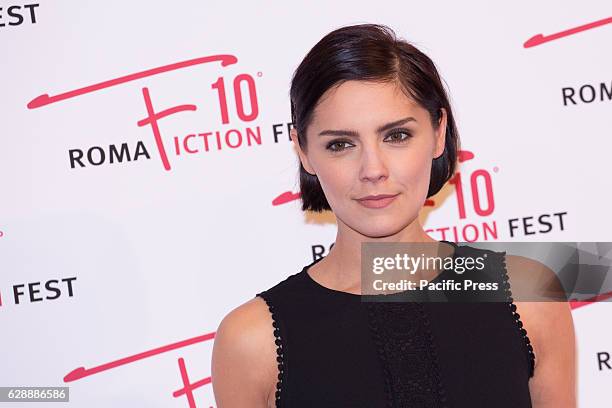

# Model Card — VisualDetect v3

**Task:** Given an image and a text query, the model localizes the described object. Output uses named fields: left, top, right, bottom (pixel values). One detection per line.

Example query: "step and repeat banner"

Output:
left=1, top=1, right=611, bottom=406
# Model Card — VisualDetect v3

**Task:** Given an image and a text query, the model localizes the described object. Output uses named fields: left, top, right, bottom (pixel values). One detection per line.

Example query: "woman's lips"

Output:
left=356, top=194, right=399, bottom=209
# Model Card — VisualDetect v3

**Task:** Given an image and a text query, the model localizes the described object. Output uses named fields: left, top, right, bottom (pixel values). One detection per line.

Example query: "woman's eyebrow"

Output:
left=317, top=116, right=417, bottom=137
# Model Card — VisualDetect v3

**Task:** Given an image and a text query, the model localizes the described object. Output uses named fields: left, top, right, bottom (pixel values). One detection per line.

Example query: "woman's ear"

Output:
left=290, top=128, right=316, bottom=175
left=433, top=108, right=448, bottom=159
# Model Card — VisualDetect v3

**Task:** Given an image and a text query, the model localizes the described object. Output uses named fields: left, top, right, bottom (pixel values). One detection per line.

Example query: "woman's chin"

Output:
left=353, top=221, right=409, bottom=239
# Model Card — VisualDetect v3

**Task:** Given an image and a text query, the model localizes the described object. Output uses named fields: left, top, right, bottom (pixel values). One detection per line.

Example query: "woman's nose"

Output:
left=358, top=144, right=389, bottom=183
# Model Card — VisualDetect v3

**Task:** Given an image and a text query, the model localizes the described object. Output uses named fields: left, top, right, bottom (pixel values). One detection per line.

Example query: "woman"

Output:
left=211, top=23, right=576, bottom=407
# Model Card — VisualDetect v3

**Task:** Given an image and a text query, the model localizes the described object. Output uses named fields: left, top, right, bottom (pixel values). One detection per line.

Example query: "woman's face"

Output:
left=291, top=80, right=447, bottom=239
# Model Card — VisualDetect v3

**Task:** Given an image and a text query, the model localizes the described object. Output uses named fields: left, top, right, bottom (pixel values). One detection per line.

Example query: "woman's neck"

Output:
left=310, top=219, right=440, bottom=294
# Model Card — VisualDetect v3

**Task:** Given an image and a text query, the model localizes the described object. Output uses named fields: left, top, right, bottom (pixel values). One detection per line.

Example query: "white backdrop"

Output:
left=1, top=1, right=611, bottom=406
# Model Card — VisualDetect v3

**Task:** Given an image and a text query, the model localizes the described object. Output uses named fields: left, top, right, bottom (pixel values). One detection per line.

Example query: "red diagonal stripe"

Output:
left=569, top=290, right=612, bottom=310
left=28, top=54, right=237, bottom=109
left=524, top=16, right=612, bottom=48
left=64, top=331, right=215, bottom=382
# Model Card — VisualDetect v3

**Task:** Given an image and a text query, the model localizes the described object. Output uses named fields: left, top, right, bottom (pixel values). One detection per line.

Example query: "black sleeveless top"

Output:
left=255, top=241, right=536, bottom=408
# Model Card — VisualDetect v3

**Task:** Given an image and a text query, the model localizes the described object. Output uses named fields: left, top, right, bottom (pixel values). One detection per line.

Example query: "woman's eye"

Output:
left=326, top=140, right=353, bottom=152
left=385, top=131, right=412, bottom=143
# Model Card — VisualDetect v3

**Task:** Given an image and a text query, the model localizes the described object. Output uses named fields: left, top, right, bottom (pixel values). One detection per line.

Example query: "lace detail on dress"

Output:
left=498, top=252, right=536, bottom=378
left=256, top=292, right=286, bottom=408
left=364, top=301, right=448, bottom=408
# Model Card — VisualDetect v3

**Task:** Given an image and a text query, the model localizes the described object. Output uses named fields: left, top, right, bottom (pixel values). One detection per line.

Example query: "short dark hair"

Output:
left=290, top=23, right=460, bottom=212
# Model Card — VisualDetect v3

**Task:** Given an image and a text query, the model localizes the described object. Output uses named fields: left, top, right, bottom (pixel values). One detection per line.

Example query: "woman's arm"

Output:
left=526, top=301, right=576, bottom=407
left=506, top=254, right=577, bottom=407
left=211, top=297, right=278, bottom=408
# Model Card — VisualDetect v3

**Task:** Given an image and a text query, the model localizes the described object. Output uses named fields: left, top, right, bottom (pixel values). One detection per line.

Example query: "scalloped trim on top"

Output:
left=498, top=252, right=536, bottom=378
left=256, top=292, right=285, bottom=407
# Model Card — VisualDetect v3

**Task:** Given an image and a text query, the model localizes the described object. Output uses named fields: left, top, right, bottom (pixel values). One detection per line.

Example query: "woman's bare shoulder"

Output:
left=211, top=296, right=278, bottom=407
left=503, top=254, right=566, bottom=300
left=216, top=296, right=275, bottom=336
left=503, top=253, right=572, bottom=343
